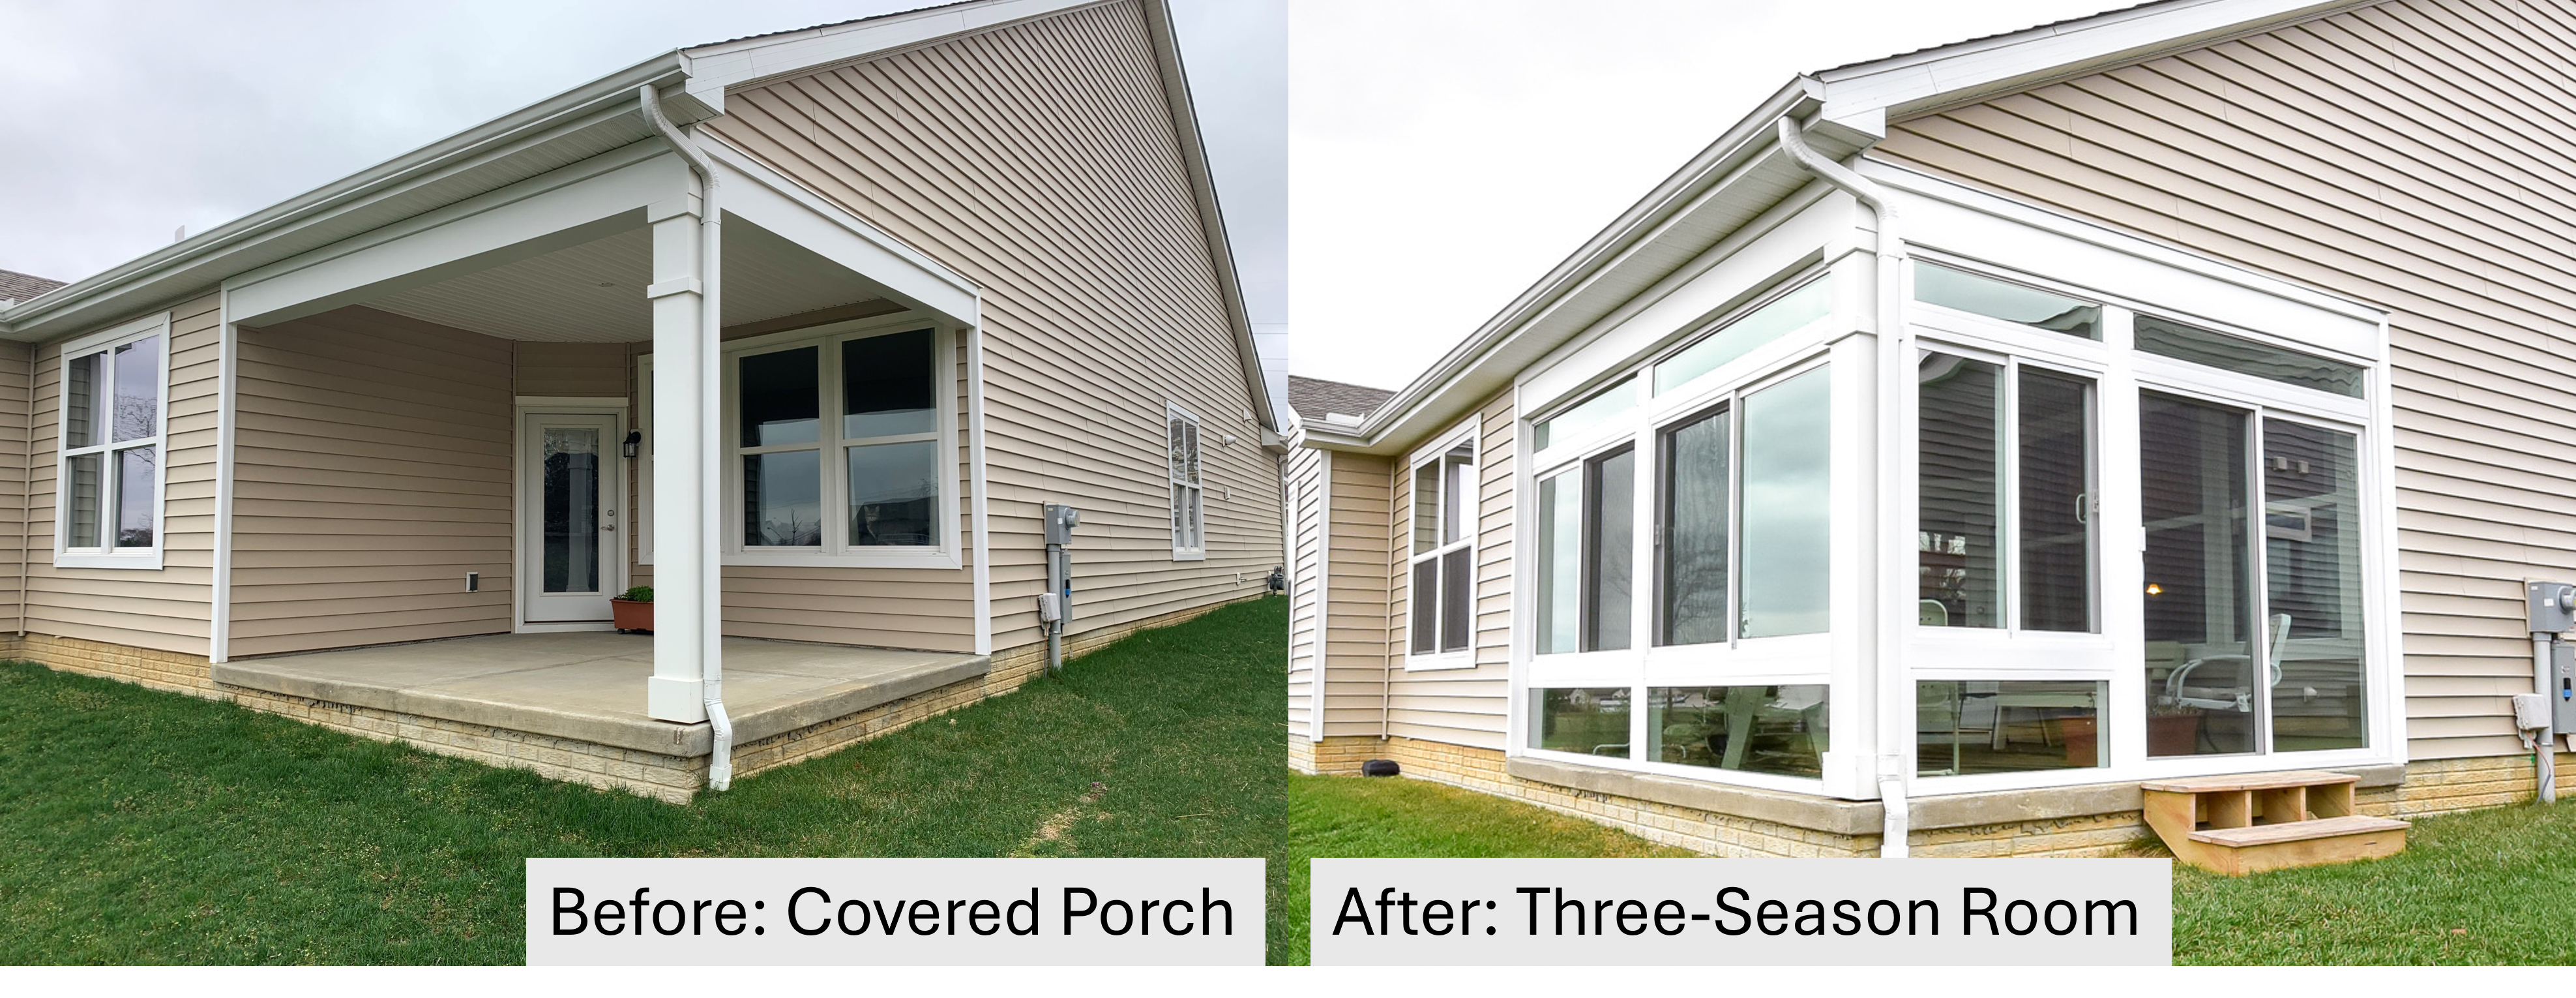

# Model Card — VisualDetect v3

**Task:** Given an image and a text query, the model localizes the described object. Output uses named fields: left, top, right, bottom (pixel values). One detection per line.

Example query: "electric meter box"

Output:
left=1043, top=504, right=1081, bottom=546
left=2530, top=581, right=2576, bottom=634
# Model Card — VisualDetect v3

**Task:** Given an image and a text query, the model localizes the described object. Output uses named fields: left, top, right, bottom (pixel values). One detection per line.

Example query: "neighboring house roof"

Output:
left=0, top=268, right=66, bottom=305
left=0, top=0, right=1275, bottom=431
left=1286, top=374, right=1395, bottom=427
left=1307, top=0, right=2373, bottom=453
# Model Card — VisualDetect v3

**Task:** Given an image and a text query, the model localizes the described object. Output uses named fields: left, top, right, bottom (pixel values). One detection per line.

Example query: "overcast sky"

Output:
left=0, top=0, right=1282, bottom=333
left=1290, top=0, right=2118, bottom=391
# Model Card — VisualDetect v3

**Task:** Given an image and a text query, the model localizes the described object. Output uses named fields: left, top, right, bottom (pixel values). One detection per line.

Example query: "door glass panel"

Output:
left=112, top=335, right=160, bottom=442
left=65, top=452, right=100, bottom=548
left=65, top=353, right=99, bottom=448
left=744, top=450, right=822, bottom=546
left=739, top=347, right=819, bottom=447
left=1535, top=472, right=1578, bottom=656
left=846, top=440, right=938, bottom=547
left=2019, top=368, right=2094, bottom=631
left=1916, top=680, right=2105, bottom=776
left=841, top=329, right=938, bottom=438
left=1648, top=685, right=1829, bottom=777
left=1533, top=687, right=1630, bottom=757
left=1741, top=367, right=1830, bottom=637
left=2263, top=420, right=2368, bottom=751
left=1659, top=406, right=1729, bottom=646
left=540, top=429, right=599, bottom=592
left=1917, top=355, right=2000, bottom=628
left=1583, top=446, right=1634, bottom=652
left=113, top=446, right=155, bottom=549
left=2141, top=392, right=2255, bottom=756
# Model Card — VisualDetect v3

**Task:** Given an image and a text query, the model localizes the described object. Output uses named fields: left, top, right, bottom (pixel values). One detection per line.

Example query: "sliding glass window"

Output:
left=1917, top=353, right=2096, bottom=633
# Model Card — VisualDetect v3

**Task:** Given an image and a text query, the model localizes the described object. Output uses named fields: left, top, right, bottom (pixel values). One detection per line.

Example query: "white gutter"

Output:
left=967, top=290, right=994, bottom=656
left=1775, top=115, right=1912, bottom=858
left=639, top=83, right=734, bottom=793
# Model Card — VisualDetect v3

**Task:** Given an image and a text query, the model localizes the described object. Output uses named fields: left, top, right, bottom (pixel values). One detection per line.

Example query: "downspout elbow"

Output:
left=640, top=83, right=733, bottom=793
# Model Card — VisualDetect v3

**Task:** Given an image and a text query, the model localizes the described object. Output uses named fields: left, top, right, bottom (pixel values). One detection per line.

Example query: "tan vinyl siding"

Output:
left=228, top=306, right=513, bottom=656
left=0, top=341, right=29, bottom=633
left=514, top=341, right=629, bottom=398
left=21, top=292, right=222, bottom=654
left=699, top=0, right=1280, bottom=654
left=1381, top=387, right=1515, bottom=749
left=1318, top=451, right=1393, bottom=738
left=1285, top=442, right=1323, bottom=738
left=1871, top=0, right=2576, bottom=761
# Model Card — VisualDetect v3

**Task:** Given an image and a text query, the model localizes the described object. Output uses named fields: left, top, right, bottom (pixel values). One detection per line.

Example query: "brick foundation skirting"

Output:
left=1303, top=734, right=2576, bottom=857
left=1, top=593, right=1266, bottom=802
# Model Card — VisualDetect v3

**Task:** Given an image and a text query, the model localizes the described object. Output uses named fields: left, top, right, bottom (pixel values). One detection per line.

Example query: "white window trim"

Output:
left=55, top=312, right=172, bottom=571
left=1168, top=401, right=1206, bottom=561
left=638, top=311, right=964, bottom=570
left=1404, top=418, right=1481, bottom=671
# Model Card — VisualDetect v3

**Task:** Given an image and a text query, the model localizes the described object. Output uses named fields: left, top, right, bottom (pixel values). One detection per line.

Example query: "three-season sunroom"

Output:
left=1505, top=164, right=2399, bottom=803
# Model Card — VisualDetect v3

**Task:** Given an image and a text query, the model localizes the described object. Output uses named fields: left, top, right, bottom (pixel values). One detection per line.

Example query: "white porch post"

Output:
left=646, top=193, right=710, bottom=723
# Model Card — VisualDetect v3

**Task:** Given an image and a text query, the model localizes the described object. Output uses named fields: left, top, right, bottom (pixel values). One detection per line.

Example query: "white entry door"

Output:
left=521, top=412, right=621, bottom=623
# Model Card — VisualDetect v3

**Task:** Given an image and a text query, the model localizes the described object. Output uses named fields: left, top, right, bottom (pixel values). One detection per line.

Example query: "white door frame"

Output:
left=513, top=397, right=630, bottom=633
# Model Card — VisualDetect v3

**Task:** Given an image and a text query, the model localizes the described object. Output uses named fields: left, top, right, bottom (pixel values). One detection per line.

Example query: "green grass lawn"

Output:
left=0, top=596, right=1289, bottom=965
left=2174, top=800, right=2576, bottom=965
left=1279, top=772, right=1689, bottom=964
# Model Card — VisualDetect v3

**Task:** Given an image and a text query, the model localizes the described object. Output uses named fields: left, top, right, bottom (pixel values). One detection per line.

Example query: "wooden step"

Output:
left=2182, top=815, right=2409, bottom=876
left=2139, top=770, right=2360, bottom=793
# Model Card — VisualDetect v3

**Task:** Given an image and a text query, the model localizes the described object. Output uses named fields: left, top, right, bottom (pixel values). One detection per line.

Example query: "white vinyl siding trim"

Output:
left=54, top=312, right=171, bottom=570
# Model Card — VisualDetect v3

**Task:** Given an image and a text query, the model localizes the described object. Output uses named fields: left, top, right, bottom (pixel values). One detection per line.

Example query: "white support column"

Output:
left=647, top=193, right=710, bottom=723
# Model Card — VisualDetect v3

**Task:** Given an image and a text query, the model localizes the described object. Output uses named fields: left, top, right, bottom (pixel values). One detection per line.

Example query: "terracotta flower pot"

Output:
left=2146, top=713, right=2202, bottom=757
left=2054, top=716, right=2099, bottom=767
left=610, top=598, right=653, bottom=633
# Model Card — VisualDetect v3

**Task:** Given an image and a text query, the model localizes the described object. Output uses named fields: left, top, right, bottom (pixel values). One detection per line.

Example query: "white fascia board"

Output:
left=1816, top=0, right=2367, bottom=122
left=680, top=0, right=1107, bottom=97
left=1, top=53, right=694, bottom=342
left=702, top=140, right=979, bottom=326
left=224, top=145, right=683, bottom=325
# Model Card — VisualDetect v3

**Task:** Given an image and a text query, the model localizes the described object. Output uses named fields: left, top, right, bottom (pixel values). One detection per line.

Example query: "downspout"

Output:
left=2534, top=635, right=2558, bottom=804
left=1775, top=115, right=1912, bottom=857
left=966, top=290, right=994, bottom=657
left=640, top=83, right=734, bottom=792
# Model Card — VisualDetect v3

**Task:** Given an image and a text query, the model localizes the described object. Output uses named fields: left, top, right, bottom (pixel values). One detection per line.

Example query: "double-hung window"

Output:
left=649, top=320, right=955, bottom=566
left=58, top=314, right=168, bottom=568
left=1407, top=431, right=1477, bottom=663
left=1168, top=402, right=1205, bottom=559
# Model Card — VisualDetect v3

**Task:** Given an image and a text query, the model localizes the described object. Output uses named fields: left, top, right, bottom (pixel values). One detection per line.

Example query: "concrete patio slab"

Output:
left=213, top=632, right=990, bottom=757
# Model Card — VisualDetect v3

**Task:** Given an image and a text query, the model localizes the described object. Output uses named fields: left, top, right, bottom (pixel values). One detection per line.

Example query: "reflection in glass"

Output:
left=739, top=347, right=820, bottom=446
left=115, top=447, right=155, bottom=549
left=1659, top=406, right=1730, bottom=645
left=112, top=336, right=160, bottom=442
left=2020, top=368, right=2094, bottom=631
left=65, top=453, right=100, bottom=548
left=1917, top=355, right=1999, bottom=628
left=1914, top=262, right=2101, bottom=339
left=1412, top=460, right=1440, bottom=554
left=1533, top=688, right=1631, bottom=757
left=1440, top=546, right=1473, bottom=654
left=1410, top=559, right=1438, bottom=655
left=1917, top=680, right=2105, bottom=776
left=1441, top=443, right=1473, bottom=545
left=65, top=353, right=99, bottom=449
left=1583, top=447, right=1634, bottom=652
left=744, top=450, right=823, bottom=546
left=540, top=429, right=598, bottom=591
left=842, top=329, right=938, bottom=438
left=2141, top=393, right=2255, bottom=756
left=2137, top=316, right=2364, bottom=398
left=847, top=440, right=938, bottom=547
left=2263, top=421, right=2367, bottom=751
left=1648, top=686, right=1828, bottom=777
left=1535, top=472, right=1578, bottom=655
left=1533, top=377, right=1633, bottom=451
left=1741, top=367, right=1830, bottom=637
left=1654, top=278, right=1831, bottom=394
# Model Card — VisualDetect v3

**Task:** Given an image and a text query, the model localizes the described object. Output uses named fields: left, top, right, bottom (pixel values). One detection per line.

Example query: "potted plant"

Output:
left=611, top=586, right=653, bottom=633
left=2146, top=702, right=2202, bottom=757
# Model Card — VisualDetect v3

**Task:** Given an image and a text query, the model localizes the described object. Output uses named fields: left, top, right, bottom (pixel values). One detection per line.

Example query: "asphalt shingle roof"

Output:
left=1288, top=375, right=1395, bottom=424
left=0, top=268, right=67, bottom=304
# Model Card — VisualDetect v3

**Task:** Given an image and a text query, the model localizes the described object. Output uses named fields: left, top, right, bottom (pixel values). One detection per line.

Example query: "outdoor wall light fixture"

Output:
left=2146, top=583, right=2165, bottom=596
left=623, top=431, right=642, bottom=459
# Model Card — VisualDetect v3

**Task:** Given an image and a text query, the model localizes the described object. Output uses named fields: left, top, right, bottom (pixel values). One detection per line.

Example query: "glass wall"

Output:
left=1739, top=368, right=1831, bottom=638
left=1916, top=680, right=2105, bottom=776
left=1658, top=407, right=1730, bottom=645
left=2262, top=421, right=2368, bottom=751
left=1532, top=688, right=1631, bottom=756
left=1647, top=686, right=1828, bottom=777
left=1917, top=355, right=2001, bottom=628
left=2140, top=392, right=2256, bottom=757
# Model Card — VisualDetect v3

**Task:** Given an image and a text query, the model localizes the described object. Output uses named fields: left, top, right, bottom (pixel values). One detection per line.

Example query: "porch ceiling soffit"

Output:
left=1310, top=0, right=2378, bottom=455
